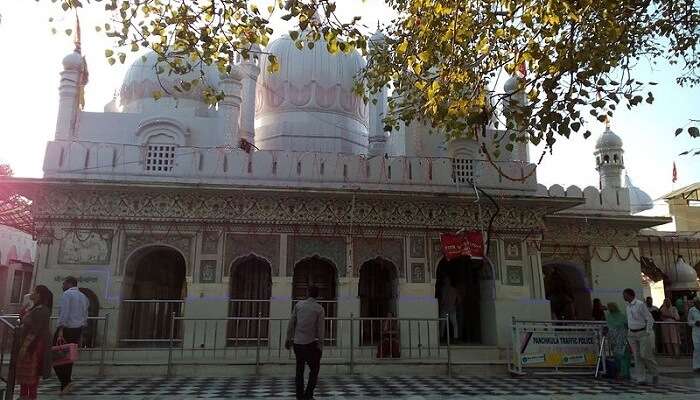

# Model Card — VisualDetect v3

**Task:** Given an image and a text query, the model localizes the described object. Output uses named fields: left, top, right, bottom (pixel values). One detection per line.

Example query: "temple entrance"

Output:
left=543, top=262, right=591, bottom=320
left=79, top=288, right=100, bottom=348
left=435, top=256, right=482, bottom=344
left=358, top=257, right=398, bottom=345
left=228, top=255, right=272, bottom=346
left=292, top=256, right=337, bottom=345
left=119, top=246, right=186, bottom=347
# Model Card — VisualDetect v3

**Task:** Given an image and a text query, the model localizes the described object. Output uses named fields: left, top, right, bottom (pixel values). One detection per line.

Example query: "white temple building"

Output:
left=1, top=30, right=679, bottom=373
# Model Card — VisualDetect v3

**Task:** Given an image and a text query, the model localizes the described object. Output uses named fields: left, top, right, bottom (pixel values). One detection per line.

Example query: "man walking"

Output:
left=286, top=286, right=325, bottom=400
left=54, top=276, right=89, bottom=394
left=687, top=297, right=700, bottom=372
left=623, top=288, right=659, bottom=384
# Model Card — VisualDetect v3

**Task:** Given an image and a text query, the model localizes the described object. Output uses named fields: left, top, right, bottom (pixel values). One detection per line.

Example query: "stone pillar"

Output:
left=367, top=85, right=389, bottom=157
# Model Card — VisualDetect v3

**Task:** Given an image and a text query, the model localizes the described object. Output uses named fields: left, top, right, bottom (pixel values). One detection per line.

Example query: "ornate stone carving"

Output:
left=122, top=233, right=194, bottom=275
left=430, top=238, right=442, bottom=279
left=32, top=188, right=548, bottom=232
left=199, top=260, right=217, bottom=283
left=287, top=236, right=346, bottom=277
left=58, top=230, right=113, bottom=265
left=201, top=231, right=220, bottom=255
left=504, top=240, right=523, bottom=261
left=506, top=265, right=524, bottom=286
left=543, top=218, right=638, bottom=247
left=410, top=263, right=426, bottom=283
left=353, top=237, right=404, bottom=278
left=225, top=234, right=280, bottom=276
left=409, top=236, right=425, bottom=258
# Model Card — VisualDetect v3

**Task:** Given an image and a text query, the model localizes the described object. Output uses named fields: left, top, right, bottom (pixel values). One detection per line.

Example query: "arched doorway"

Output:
left=79, top=288, right=100, bottom=348
left=119, top=246, right=187, bottom=347
left=228, top=255, right=272, bottom=346
left=435, top=256, right=482, bottom=344
left=292, top=256, right=337, bottom=345
left=543, top=262, right=591, bottom=320
left=358, top=258, right=398, bottom=345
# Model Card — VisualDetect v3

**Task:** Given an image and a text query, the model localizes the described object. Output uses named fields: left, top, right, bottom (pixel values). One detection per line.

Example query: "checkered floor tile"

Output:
left=32, top=375, right=695, bottom=398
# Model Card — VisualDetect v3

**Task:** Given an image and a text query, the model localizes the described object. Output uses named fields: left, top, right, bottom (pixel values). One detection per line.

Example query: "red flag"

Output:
left=672, top=162, right=677, bottom=183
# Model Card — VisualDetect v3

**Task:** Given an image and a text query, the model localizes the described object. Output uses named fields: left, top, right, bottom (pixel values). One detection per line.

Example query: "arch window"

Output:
left=603, top=155, right=610, bottom=164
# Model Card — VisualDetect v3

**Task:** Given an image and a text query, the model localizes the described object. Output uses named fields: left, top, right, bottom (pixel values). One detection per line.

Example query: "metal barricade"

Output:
left=49, top=315, right=110, bottom=376
left=652, top=320, right=695, bottom=357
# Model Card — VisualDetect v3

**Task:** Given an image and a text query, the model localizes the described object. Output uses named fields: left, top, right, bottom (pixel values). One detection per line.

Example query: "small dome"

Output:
left=370, top=30, right=387, bottom=47
left=625, top=175, right=653, bottom=213
left=669, top=256, right=699, bottom=291
left=62, top=51, right=83, bottom=70
left=119, top=51, right=220, bottom=113
left=596, top=127, right=623, bottom=149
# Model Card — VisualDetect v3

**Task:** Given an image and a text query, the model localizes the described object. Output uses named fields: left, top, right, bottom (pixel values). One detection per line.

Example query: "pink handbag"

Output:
left=52, top=339, right=79, bottom=366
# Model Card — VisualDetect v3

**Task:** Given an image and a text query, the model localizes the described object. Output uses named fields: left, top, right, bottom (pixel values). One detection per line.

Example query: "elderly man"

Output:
left=688, top=297, right=700, bottom=373
left=623, top=288, right=659, bottom=385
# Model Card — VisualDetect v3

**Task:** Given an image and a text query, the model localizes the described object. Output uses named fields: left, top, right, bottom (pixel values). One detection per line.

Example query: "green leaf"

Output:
left=289, top=30, right=299, bottom=41
left=105, top=49, right=114, bottom=58
left=689, top=127, right=700, bottom=138
left=675, top=128, right=683, bottom=136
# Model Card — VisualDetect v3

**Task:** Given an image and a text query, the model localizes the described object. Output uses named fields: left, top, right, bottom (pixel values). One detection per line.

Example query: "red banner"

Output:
left=440, top=231, right=484, bottom=261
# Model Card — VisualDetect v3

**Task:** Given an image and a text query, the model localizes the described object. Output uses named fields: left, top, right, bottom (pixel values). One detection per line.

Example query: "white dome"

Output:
left=255, top=33, right=369, bottom=154
left=119, top=51, right=220, bottom=113
left=669, top=256, right=699, bottom=291
left=504, top=76, right=520, bottom=93
left=596, top=127, right=623, bottom=149
left=62, top=51, right=83, bottom=70
left=625, top=175, right=653, bottom=213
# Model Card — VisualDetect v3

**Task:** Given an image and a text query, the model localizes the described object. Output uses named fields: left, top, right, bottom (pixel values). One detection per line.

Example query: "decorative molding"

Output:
left=504, top=239, right=523, bottom=261
left=32, top=188, right=548, bottom=232
left=543, top=218, right=638, bottom=247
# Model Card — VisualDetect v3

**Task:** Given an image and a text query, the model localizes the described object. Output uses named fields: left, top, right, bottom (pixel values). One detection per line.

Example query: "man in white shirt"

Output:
left=54, top=276, right=90, bottom=394
left=285, top=286, right=325, bottom=400
left=624, top=288, right=659, bottom=384
left=687, top=297, right=700, bottom=372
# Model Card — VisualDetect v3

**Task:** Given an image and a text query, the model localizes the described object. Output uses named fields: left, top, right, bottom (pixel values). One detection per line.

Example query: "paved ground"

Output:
left=24, top=374, right=700, bottom=399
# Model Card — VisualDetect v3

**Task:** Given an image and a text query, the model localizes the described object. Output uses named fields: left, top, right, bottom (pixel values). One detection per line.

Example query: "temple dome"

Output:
left=669, top=256, right=699, bottom=291
left=596, top=127, right=623, bottom=150
left=119, top=51, right=220, bottom=114
left=255, top=33, right=369, bottom=154
left=625, top=175, right=653, bottom=214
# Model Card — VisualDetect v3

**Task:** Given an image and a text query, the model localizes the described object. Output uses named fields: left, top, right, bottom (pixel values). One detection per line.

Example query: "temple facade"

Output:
left=2, top=31, right=672, bottom=360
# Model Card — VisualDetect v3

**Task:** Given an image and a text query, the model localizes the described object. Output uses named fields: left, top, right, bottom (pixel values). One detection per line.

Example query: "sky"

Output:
left=0, top=0, right=698, bottom=206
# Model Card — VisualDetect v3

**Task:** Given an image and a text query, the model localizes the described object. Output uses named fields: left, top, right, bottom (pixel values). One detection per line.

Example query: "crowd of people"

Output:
left=595, top=289, right=700, bottom=383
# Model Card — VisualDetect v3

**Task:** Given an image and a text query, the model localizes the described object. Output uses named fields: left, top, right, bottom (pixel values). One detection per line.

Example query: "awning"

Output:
left=640, top=256, right=667, bottom=283
left=0, top=180, right=34, bottom=236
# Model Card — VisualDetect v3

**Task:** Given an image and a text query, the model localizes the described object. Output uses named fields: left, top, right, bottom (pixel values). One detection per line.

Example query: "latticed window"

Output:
left=452, top=157, right=474, bottom=183
left=145, top=144, right=176, bottom=172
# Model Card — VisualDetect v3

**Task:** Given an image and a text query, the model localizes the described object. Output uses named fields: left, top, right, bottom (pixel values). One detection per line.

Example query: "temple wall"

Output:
left=589, top=246, right=642, bottom=306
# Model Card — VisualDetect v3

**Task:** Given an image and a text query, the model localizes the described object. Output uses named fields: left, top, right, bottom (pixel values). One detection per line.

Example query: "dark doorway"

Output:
left=119, top=246, right=186, bottom=347
left=292, top=256, right=337, bottom=345
left=79, top=288, right=100, bottom=348
left=228, top=255, right=272, bottom=346
left=435, top=256, right=482, bottom=344
left=543, top=263, right=591, bottom=320
left=359, top=257, right=398, bottom=345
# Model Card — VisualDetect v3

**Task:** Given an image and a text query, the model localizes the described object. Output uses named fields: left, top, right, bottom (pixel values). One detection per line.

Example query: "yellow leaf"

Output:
left=397, top=40, right=409, bottom=55
left=418, top=51, right=430, bottom=62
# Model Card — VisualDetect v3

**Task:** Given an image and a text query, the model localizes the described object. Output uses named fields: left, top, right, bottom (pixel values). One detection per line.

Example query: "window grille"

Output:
left=145, top=144, right=176, bottom=172
left=452, top=157, right=474, bottom=183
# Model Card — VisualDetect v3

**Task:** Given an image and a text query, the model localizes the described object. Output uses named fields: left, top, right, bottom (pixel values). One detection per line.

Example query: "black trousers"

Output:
left=53, top=327, right=82, bottom=389
left=293, top=342, right=322, bottom=400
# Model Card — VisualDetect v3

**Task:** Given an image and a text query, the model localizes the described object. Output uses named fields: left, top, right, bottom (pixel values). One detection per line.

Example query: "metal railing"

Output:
left=163, top=314, right=450, bottom=376
left=119, top=300, right=184, bottom=346
left=0, top=315, right=20, bottom=400
left=48, top=315, right=110, bottom=376
left=650, top=321, right=696, bottom=357
left=228, top=300, right=270, bottom=346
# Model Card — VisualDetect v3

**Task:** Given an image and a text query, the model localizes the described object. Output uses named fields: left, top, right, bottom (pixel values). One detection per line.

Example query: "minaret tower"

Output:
left=594, top=125, right=625, bottom=189
left=55, top=18, right=88, bottom=140
left=367, top=29, right=389, bottom=157
left=238, top=44, right=261, bottom=146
